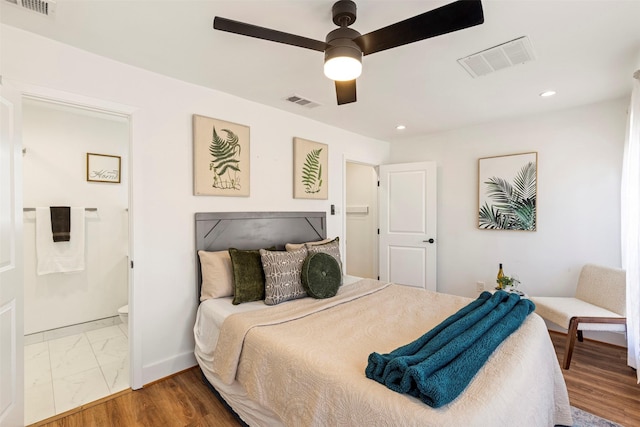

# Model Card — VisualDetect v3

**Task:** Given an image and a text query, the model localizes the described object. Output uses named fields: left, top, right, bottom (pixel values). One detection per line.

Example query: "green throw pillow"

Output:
left=301, top=252, right=341, bottom=299
left=229, top=247, right=273, bottom=305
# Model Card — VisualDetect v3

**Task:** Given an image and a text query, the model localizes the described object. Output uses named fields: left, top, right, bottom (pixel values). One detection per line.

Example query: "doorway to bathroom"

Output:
left=21, top=97, right=131, bottom=424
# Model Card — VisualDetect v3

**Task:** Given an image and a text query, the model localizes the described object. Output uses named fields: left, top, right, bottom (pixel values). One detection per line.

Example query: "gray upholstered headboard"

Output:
left=195, top=211, right=327, bottom=300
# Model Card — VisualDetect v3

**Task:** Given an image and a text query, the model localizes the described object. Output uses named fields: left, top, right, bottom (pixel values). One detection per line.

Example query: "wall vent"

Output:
left=4, top=0, right=56, bottom=16
left=284, top=94, right=321, bottom=109
left=458, top=36, right=535, bottom=78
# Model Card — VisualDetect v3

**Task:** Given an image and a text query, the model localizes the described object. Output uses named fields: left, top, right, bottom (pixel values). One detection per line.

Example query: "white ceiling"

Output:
left=2, top=0, right=640, bottom=142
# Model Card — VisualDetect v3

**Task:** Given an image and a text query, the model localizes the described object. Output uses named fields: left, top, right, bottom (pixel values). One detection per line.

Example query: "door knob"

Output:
left=423, top=238, right=435, bottom=244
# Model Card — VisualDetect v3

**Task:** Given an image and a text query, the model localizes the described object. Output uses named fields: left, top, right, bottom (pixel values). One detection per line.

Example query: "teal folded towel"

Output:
left=365, top=291, right=535, bottom=408
left=384, top=292, right=520, bottom=391
left=366, top=291, right=494, bottom=382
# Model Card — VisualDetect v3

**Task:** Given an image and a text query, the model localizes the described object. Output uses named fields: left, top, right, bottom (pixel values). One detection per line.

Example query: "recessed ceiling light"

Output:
left=540, top=90, right=556, bottom=97
left=396, top=125, right=406, bottom=130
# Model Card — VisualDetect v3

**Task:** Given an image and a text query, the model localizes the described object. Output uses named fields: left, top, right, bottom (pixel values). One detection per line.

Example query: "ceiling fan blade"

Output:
left=335, top=80, right=357, bottom=105
left=214, top=17, right=328, bottom=52
left=355, top=0, right=484, bottom=56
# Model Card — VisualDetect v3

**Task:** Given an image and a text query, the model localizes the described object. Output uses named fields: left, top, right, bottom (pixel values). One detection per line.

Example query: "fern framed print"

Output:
left=478, top=152, right=537, bottom=231
left=193, top=114, right=250, bottom=196
left=293, top=137, right=328, bottom=199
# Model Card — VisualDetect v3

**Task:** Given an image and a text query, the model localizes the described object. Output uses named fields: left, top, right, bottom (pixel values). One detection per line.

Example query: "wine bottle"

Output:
left=497, top=263, right=505, bottom=289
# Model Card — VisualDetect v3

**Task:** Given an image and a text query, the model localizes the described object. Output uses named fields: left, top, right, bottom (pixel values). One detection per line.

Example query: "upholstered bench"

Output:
left=531, top=264, right=626, bottom=369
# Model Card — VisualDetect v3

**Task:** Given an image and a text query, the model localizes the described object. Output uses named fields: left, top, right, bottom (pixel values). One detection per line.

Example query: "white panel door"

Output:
left=0, top=80, right=24, bottom=427
left=379, top=162, right=436, bottom=290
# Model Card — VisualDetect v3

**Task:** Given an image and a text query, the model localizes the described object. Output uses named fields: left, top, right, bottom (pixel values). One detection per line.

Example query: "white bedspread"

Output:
left=196, top=279, right=573, bottom=427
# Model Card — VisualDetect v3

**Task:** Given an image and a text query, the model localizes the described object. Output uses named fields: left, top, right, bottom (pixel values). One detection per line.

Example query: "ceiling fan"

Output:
left=213, top=0, right=484, bottom=106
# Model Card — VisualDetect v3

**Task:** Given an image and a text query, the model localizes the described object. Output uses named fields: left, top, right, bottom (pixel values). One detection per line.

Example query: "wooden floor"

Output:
left=32, top=369, right=243, bottom=427
left=549, top=332, right=639, bottom=427
left=34, top=331, right=638, bottom=427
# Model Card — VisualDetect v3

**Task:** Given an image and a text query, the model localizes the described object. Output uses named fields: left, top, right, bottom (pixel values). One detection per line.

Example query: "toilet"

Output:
left=117, top=304, right=128, bottom=325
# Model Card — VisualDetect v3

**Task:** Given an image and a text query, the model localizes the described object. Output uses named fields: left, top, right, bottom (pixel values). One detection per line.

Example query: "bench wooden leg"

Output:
left=562, top=316, right=626, bottom=370
left=563, top=317, right=580, bottom=369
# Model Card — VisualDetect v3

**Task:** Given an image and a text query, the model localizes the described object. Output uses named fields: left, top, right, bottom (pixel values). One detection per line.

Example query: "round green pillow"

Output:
left=301, top=252, right=341, bottom=299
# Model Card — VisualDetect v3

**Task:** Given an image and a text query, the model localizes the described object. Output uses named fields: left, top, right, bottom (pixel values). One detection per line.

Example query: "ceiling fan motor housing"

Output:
left=325, top=27, right=363, bottom=64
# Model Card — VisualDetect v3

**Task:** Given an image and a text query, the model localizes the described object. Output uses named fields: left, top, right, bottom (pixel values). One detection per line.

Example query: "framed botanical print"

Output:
left=293, top=137, right=328, bottom=200
left=193, top=114, right=250, bottom=196
left=478, top=152, right=537, bottom=231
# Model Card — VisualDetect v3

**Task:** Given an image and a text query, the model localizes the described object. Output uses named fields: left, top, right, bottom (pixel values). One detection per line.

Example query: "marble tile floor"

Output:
left=24, top=323, right=129, bottom=425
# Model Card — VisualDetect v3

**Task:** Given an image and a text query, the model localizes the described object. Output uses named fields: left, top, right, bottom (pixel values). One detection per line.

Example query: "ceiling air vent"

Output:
left=284, top=94, right=321, bottom=109
left=4, top=0, right=56, bottom=16
left=458, top=36, right=535, bottom=78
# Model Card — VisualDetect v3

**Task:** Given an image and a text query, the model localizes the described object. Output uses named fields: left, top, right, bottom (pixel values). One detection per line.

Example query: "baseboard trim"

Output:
left=142, top=350, right=197, bottom=386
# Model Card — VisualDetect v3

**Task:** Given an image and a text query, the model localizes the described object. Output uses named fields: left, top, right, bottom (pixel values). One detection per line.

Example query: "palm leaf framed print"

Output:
left=478, top=152, right=537, bottom=231
left=293, top=137, right=328, bottom=199
left=193, top=114, right=250, bottom=196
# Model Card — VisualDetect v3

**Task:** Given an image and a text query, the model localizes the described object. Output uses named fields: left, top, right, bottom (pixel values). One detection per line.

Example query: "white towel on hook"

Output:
left=36, top=207, right=85, bottom=275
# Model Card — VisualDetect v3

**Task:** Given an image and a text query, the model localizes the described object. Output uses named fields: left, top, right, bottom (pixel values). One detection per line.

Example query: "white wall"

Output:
left=2, top=25, right=390, bottom=384
left=391, top=98, right=628, bottom=345
left=22, top=99, right=129, bottom=334
left=390, top=98, right=627, bottom=298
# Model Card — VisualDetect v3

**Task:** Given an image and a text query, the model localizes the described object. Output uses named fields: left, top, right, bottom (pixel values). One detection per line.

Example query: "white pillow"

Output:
left=198, top=250, right=234, bottom=301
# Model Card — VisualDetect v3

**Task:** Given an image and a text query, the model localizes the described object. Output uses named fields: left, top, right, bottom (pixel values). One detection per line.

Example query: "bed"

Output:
left=193, top=211, right=573, bottom=427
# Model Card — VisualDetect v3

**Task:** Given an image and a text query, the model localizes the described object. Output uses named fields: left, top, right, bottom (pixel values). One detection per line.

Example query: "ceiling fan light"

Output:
left=324, top=28, right=363, bottom=82
left=324, top=56, right=362, bottom=81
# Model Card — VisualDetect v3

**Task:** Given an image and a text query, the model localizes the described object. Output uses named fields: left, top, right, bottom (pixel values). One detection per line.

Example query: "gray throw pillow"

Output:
left=261, top=247, right=308, bottom=305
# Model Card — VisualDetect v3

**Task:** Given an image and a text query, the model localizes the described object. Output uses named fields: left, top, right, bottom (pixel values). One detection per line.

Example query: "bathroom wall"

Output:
left=22, top=98, right=129, bottom=335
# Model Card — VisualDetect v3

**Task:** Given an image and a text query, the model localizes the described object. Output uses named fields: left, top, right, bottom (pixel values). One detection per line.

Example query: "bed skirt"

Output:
left=199, top=362, right=284, bottom=426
